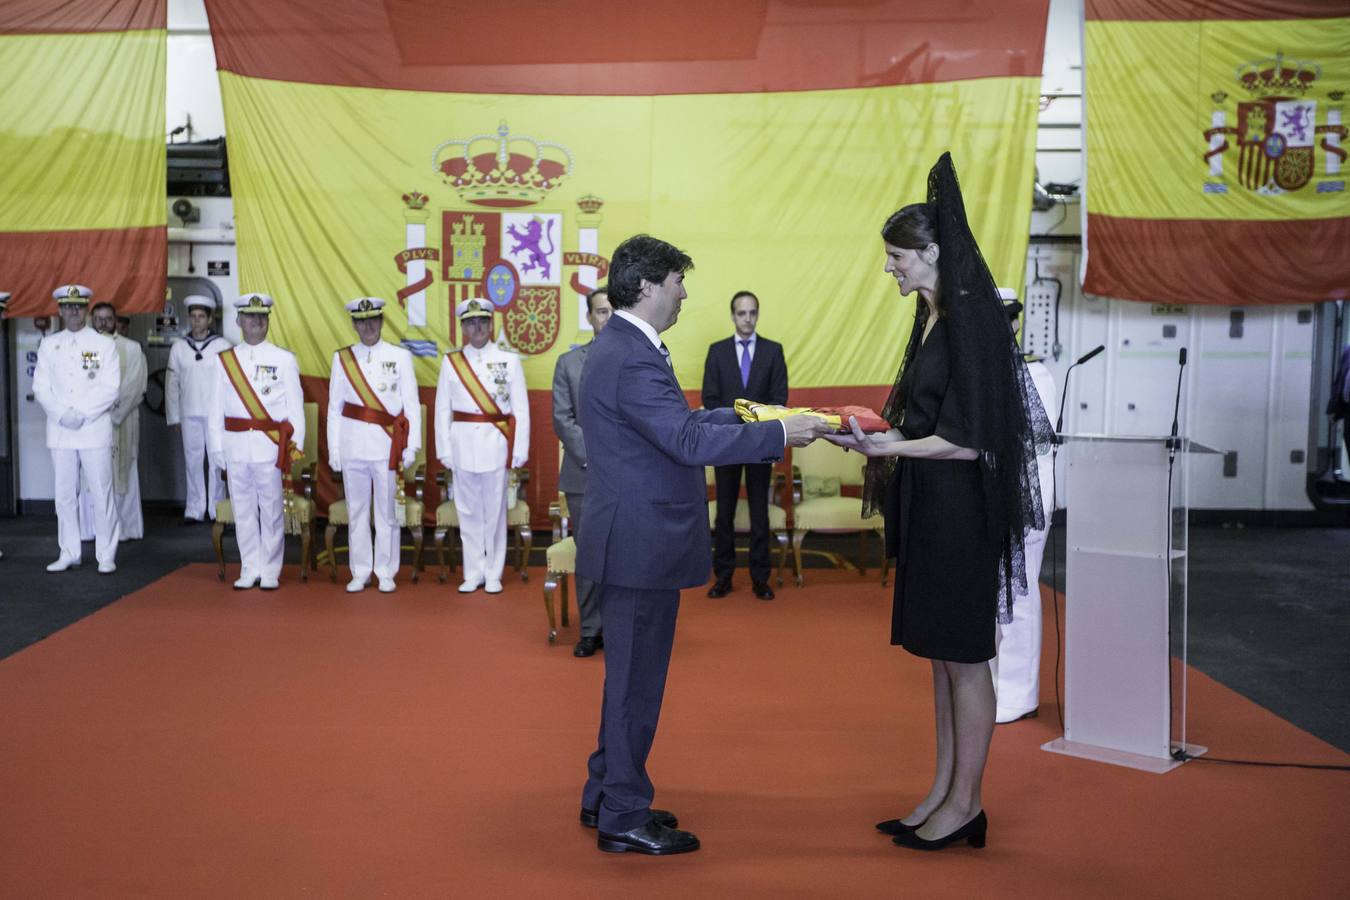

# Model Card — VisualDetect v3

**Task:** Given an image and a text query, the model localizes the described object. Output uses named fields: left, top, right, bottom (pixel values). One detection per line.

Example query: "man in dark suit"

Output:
left=576, top=235, right=830, bottom=855
left=702, top=290, right=789, bottom=600
left=551, top=287, right=613, bottom=658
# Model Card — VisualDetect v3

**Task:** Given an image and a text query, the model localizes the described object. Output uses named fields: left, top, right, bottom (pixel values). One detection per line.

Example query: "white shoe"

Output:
left=97, top=561, right=117, bottom=575
left=46, top=557, right=79, bottom=573
left=377, top=578, right=396, bottom=593
left=484, top=579, right=504, bottom=594
left=233, top=572, right=260, bottom=590
left=458, top=579, right=482, bottom=593
left=259, top=577, right=280, bottom=591
left=346, top=577, right=369, bottom=593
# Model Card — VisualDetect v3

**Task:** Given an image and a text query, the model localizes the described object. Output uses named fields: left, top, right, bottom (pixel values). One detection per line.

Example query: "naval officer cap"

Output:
left=235, top=293, right=274, bottom=315
left=184, top=294, right=217, bottom=312
left=346, top=296, right=386, bottom=320
left=53, top=284, right=93, bottom=306
left=456, top=297, right=493, bottom=320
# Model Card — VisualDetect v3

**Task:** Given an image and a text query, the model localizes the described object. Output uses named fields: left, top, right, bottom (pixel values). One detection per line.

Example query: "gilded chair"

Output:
left=213, top=401, right=319, bottom=582
left=324, top=404, right=428, bottom=583
left=788, top=440, right=889, bottom=587
left=434, top=467, right=532, bottom=583
left=542, top=494, right=574, bottom=643
left=705, top=464, right=793, bottom=586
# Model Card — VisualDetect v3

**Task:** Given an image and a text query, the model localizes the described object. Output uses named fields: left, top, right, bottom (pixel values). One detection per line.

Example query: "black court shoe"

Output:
left=875, top=817, right=926, bottom=837
left=893, top=811, right=987, bottom=851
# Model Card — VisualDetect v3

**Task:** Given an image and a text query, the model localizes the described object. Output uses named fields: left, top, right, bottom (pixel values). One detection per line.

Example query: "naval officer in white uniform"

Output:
left=327, top=297, right=421, bottom=593
left=434, top=298, right=529, bottom=594
left=32, top=284, right=122, bottom=573
left=79, top=302, right=147, bottom=541
left=207, top=293, right=305, bottom=590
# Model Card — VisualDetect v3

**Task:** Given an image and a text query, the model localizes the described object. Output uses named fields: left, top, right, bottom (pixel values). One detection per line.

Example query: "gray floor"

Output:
left=1, top=512, right=1347, bottom=752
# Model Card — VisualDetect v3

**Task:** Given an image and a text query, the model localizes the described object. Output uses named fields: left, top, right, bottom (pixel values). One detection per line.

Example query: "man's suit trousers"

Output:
left=564, top=491, right=601, bottom=638
left=712, top=462, right=773, bottom=583
left=581, top=584, right=680, bottom=833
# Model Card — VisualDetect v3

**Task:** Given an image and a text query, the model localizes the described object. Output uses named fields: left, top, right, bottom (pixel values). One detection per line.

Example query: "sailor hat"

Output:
left=184, top=294, right=217, bottom=312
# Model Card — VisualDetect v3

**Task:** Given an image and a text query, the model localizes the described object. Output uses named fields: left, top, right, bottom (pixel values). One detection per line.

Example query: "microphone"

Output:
left=1168, top=347, right=1188, bottom=451
left=1075, top=344, right=1105, bottom=366
left=1055, top=344, right=1107, bottom=437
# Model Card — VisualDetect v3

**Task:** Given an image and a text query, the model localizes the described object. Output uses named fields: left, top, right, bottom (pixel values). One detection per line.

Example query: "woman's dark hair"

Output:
left=880, top=203, right=938, bottom=250
left=606, top=234, right=693, bottom=309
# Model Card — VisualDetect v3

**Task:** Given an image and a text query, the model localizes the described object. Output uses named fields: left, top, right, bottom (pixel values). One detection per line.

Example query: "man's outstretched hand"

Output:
left=781, top=413, right=836, bottom=448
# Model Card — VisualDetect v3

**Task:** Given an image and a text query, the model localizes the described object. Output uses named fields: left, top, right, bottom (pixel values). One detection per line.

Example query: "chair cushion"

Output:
left=436, top=501, right=458, bottom=528
left=707, top=501, right=787, bottom=532
left=215, top=498, right=233, bottom=523
left=328, top=499, right=348, bottom=525
left=793, top=496, right=881, bottom=533
left=546, top=536, right=576, bottom=573
left=402, top=499, right=424, bottom=527
left=507, top=500, right=531, bottom=528
left=285, top=496, right=315, bottom=530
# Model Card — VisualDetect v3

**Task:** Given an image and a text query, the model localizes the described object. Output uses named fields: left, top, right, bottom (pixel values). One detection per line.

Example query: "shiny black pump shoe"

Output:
left=892, top=811, right=987, bottom=851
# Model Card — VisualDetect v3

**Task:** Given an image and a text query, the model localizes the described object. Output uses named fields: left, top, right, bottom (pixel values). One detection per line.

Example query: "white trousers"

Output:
left=182, top=416, right=225, bottom=520
left=79, top=461, right=142, bottom=540
left=452, top=467, right=508, bottom=585
left=991, top=525, right=1049, bottom=720
left=227, top=460, right=284, bottom=579
left=53, top=447, right=119, bottom=566
left=343, top=460, right=399, bottom=581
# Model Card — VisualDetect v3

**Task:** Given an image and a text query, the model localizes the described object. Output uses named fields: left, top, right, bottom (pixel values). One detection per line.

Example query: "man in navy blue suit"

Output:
left=575, top=235, right=831, bottom=855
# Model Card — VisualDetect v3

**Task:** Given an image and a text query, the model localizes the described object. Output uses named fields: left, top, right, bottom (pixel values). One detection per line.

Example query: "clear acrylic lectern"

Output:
left=1041, top=434, right=1219, bottom=773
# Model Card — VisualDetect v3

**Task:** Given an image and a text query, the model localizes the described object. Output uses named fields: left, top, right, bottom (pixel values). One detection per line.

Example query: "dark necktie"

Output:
left=739, top=339, right=752, bottom=388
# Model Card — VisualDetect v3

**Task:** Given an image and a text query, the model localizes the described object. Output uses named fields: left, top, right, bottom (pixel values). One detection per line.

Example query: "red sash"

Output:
left=338, top=346, right=410, bottom=470
left=219, top=349, right=303, bottom=473
left=447, top=350, right=516, bottom=462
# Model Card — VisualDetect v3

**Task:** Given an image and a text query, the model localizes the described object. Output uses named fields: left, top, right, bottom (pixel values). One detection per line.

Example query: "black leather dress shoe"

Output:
left=580, top=806, right=678, bottom=830
left=574, top=634, right=603, bottom=657
left=893, top=811, right=987, bottom=851
left=597, top=821, right=700, bottom=855
left=707, top=578, right=733, bottom=598
left=752, top=580, right=775, bottom=600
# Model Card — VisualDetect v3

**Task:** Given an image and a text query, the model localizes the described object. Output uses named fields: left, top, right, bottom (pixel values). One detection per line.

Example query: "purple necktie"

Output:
left=739, top=339, right=751, bottom=388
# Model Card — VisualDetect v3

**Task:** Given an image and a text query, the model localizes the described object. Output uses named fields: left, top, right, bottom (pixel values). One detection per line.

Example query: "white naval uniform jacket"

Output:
left=326, top=339, right=421, bottom=468
left=207, top=340, right=306, bottom=465
left=166, top=332, right=230, bottom=425
left=434, top=342, right=530, bottom=473
left=32, top=326, right=121, bottom=450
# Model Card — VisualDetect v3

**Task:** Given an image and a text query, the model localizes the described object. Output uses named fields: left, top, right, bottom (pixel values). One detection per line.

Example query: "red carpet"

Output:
left=1, top=565, right=1345, bottom=898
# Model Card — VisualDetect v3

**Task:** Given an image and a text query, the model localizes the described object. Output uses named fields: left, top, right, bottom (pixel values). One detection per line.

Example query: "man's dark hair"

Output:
left=90, top=301, right=116, bottom=317
left=730, top=290, right=758, bottom=314
left=606, top=235, right=693, bottom=310
left=585, top=286, right=610, bottom=315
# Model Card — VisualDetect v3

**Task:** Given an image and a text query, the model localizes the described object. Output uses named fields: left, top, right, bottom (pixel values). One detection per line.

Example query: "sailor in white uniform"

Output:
left=207, top=293, right=305, bottom=590
left=32, top=285, right=122, bottom=573
left=992, top=293, right=1058, bottom=723
left=327, top=297, right=421, bottom=593
left=434, top=298, right=529, bottom=594
left=167, top=295, right=229, bottom=522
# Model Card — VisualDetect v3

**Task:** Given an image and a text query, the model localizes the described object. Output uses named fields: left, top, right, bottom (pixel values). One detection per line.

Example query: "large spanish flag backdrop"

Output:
left=0, top=0, right=167, bottom=318
left=204, top=0, right=1048, bottom=513
left=1083, top=0, right=1350, bottom=306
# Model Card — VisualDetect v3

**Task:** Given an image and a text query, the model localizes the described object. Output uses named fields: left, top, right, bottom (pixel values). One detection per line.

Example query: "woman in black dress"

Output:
left=829, top=153, right=1051, bottom=851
